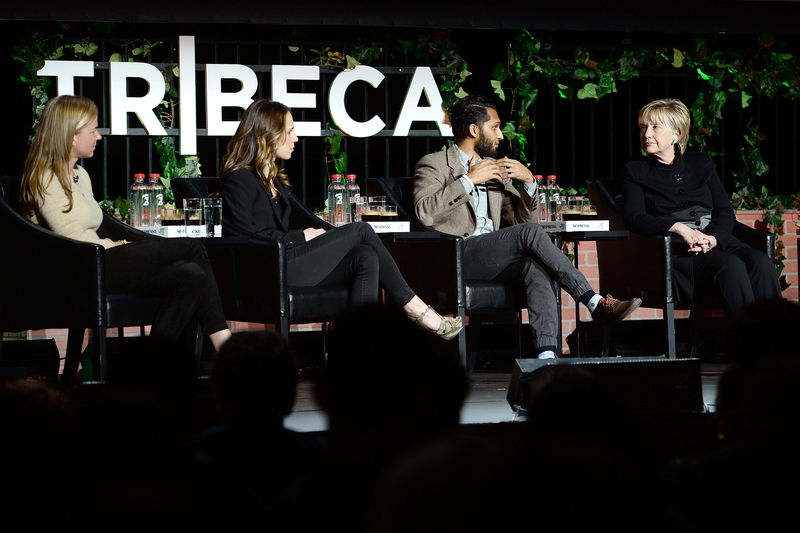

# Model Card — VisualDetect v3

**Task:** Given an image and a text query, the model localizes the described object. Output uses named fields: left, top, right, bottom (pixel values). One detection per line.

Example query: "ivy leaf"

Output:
left=501, top=123, right=518, bottom=140
left=741, top=91, right=752, bottom=108
left=454, top=87, right=469, bottom=98
left=109, top=52, right=122, bottom=62
left=490, top=79, right=505, bottom=101
left=672, top=48, right=685, bottom=68
left=520, top=88, right=538, bottom=112
left=491, top=63, right=508, bottom=82
left=345, top=55, right=360, bottom=69
left=288, top=46, right=299, bottom=53
left=577, top=82, right=598, bottom=99
left=573, top=68, right=589, bottom=79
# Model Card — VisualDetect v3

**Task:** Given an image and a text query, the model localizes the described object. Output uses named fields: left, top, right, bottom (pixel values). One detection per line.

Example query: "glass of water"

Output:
left=183, top=198, right=204, bottom=237
left=203, top=197, right=223, bottom=237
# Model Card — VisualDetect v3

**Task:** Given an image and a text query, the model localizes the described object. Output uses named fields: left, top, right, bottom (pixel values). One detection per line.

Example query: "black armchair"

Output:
left=198, top=178, right=348, bottom=355
left=171, top=177, right=222, bottom=206
left=0, top=175, right=180, bottom=384
left=366, top=177, right=557, bottom=369
left=587, top=177, right=775, bottom=358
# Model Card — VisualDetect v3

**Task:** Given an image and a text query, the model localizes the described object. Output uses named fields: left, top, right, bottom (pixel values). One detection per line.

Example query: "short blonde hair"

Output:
left=638, top=98, right=690, bottom=153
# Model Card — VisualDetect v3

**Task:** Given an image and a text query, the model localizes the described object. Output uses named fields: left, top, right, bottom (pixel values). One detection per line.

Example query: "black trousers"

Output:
left=673, top=242, right=782, bottom=312
left=104, top=238, right=229, bottom=340
left=286, top=222, right=416, bottom=308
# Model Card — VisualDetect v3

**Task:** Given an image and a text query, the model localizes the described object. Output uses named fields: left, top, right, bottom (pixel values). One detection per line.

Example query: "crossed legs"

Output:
left=463, top=223, right=594, bottom=349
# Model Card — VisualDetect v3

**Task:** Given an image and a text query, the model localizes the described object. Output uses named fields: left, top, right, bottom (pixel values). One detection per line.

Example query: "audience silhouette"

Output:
left=195, top=329, right=326, bottom=531
left=283, top=304, right=468, bottom=532
left=672, top=298, right=800, bottom=531
left=3, top=297, right=798, bottom=531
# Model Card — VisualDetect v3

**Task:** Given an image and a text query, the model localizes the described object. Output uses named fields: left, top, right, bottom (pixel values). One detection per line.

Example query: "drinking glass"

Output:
left=562, top=196, right=583, bottom=220
left=363, top=196, right=385, bottom=222
left=351, top=196, right=368, bottom=222
left=381, top=204, right=398, bottom=221
left=203, top=197, right=223, bottom=237
left=183, top=198, right=205, bottom=237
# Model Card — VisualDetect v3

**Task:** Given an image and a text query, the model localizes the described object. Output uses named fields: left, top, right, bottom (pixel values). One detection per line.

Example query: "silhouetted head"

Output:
left=210, top=330, right=298, bottom=424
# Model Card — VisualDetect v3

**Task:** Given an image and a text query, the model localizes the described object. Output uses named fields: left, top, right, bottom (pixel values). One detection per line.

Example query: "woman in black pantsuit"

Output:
left=219, top=98, right=462, bottom=340
left=19, top=95, right=232, bottom=351
left=622, top=98, right=781, bottom=311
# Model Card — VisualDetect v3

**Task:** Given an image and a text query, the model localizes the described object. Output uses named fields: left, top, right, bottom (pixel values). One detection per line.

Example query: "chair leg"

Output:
left=664, top=302, right=676, bottom=359
left=687, top=307, right=705, bottom=358
left=63, top=327, right=85, bottom=386
left=94, top=326, right=109, bottom=383
left=322, top=322, right=329, bottom=366
left=599, top=326, right=612, bottom=357
left=466, top=317, right=483, bottom=371
left=280, top=317, right=290, bottom=340
left=456, top=310, right=468, bottom=372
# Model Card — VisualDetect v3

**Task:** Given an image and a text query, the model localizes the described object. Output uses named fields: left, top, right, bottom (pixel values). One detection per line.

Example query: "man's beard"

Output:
left=475, top=131, right=499, bottom=159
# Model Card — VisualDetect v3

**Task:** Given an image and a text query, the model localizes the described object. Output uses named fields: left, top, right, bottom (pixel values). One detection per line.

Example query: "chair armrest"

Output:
left=288, top=194, right=334, bottom=231
left=0, top=197, right=105, bottom=330
left=98, top=212, right=158, bottom=242
left=203, top=237, right=286, bottom=323
left=732, top=221, right=775, bottom=260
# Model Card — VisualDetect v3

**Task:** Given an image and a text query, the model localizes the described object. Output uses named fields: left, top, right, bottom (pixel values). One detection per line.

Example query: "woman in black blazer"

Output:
left=219, top=99, right=462, bottom=340
left=622, top=98, right=781, bottom=311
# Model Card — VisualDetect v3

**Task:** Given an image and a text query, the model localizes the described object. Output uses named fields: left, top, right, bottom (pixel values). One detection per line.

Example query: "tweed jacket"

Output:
left=413, top=144, right=537, bottom=238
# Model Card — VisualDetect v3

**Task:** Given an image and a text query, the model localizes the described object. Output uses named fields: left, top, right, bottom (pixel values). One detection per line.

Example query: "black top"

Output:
left=220, top=168, right=307, bottom=248
left=622, top=151, right=738, bottom=250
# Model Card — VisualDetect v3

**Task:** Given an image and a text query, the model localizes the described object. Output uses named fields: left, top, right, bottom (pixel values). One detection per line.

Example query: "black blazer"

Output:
left=622, top=151, right=739, bottom=250
left=220, top=168, right=307, bottom=248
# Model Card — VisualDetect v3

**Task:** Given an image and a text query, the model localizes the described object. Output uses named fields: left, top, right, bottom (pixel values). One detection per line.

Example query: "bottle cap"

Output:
left=134, top=173, right=145, bottom=179
left=149, top=173, right=160, bottom=179
left=346, top=174, right=356, bottom=180
left=533, top=174, right=543, bottom=181
left=547, top=174, right=557, bottom=180
left=332, top=174, right=342, bottom=181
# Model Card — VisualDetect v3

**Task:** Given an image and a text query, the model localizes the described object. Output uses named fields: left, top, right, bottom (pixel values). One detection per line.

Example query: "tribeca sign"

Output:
left=37, top=35, right=453, bottom=155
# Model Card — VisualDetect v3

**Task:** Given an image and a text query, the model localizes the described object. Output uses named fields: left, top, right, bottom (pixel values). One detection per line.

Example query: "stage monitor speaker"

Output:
left=507, top=356, right=704, bottom=416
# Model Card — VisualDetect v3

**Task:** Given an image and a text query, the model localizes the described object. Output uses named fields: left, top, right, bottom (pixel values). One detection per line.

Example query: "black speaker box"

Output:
left=0, top=339, right=60, bottom=379
left=507, top=356, right=704, bottom=416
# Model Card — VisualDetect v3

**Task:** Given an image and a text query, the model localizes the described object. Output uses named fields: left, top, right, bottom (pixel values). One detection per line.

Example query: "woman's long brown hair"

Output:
left=219, top=99, right=292, bottom=197
left=19, top=95, right=98, bottom=215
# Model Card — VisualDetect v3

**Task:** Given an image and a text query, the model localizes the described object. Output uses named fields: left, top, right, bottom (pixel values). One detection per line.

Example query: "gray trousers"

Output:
left=463, top=223, right=593, bottom=349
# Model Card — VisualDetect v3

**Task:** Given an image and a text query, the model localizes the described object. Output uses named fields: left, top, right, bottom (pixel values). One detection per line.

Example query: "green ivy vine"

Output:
left=12, top=25, right=200, bottom=217
left=488, top=30, right=800, bottom=285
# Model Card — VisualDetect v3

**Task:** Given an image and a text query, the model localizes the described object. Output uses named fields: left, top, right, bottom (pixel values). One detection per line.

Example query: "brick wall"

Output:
left=12, top=210, right=799, bottom=365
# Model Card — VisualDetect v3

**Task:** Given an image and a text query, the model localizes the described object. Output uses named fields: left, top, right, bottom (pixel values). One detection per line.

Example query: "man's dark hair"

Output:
left=449, top=94, right=498, bottom=142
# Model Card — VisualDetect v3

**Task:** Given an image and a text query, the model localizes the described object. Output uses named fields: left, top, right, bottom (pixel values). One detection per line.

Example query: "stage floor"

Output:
left=285, top=361, right=728, bottom=433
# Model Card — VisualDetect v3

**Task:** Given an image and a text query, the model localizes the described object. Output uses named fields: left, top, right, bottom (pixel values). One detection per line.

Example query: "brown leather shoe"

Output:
left=592, top=294, right=642, bottom=327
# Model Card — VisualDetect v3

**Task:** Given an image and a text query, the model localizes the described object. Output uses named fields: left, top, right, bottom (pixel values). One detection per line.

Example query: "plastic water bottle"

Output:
left=327, top=174, right=346, bottom=226
left=129, top=173, right=146, bottom=227
left=547, top=174, right=561, bottom=221
left=534, top=174, right=545, bottom=222
left=147, top=173, right=164, bottom=226
left=345, top=173, right=360, bottom=222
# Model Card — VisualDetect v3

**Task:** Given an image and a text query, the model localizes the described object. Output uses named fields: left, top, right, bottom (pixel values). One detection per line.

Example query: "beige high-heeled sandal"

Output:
left=409, top=305, right=463, bottom=341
